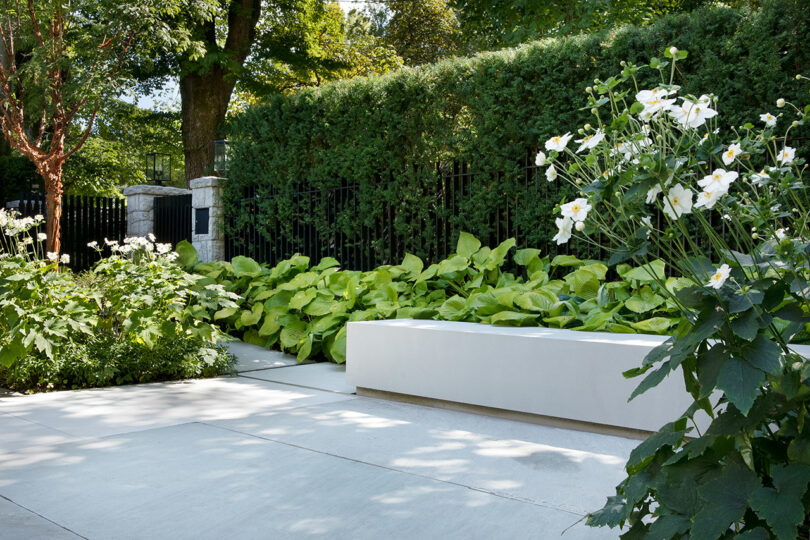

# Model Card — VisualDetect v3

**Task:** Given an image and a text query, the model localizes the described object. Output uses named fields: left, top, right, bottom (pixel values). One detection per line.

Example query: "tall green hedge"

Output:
left=227, top=0, right=810, bottom=266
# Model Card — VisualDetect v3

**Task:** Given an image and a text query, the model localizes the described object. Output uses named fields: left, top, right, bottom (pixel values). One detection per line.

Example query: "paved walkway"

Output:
left=0, top=342, right=634, bottom=539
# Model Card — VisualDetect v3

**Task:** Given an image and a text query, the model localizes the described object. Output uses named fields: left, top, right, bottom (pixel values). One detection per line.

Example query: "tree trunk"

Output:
left=180, top=68, right=233, bottom=184
left=42, top=160, right=63, bottom=255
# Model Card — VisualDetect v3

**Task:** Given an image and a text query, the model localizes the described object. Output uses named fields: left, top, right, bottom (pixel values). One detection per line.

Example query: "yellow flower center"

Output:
left=672, top=197, right=680, bottom=205
left=571, top=204, right=581, bottom=213
left=712, top=273, right=721, bottom=281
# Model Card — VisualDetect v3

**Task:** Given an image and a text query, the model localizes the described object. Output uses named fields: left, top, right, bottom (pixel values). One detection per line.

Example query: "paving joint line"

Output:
left=0, top=493, right=88, bottom=539
left=234, top=361, right=316, bottom=374
left=200, top=421, right=585, bottom=518
left=236, top=373, right=356, bottom=396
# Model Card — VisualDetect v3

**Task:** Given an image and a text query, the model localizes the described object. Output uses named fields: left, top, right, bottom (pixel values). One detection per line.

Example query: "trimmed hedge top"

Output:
left=227, top=0, right=810, bottom=264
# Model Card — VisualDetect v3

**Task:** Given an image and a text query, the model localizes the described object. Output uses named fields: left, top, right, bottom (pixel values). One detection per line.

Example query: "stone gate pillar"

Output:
left=189, top=176, right=225, bottom=262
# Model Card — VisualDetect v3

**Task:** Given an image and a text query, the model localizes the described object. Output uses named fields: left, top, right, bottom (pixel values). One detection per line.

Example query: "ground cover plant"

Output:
left=181, top=235, right=711, bottom=363
left=0, top=214, right=239, bottom=392
left=538, top=47, right=810, bottom=537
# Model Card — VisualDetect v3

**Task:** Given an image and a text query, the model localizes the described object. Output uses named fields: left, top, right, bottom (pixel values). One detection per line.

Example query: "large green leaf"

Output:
left=280, top=320, right=307, bottom=349
left=490, top=311, right=538, bottom=326
left=514, top=291, right=556, bottom=312
left=240, top=303, right=263, bottom=327
left=692, top=462, right=760, bottom=540
left=620, top=259, right=666, bottom=282
left=717, top=356, right=766, bottom=415
left=630, top=317, right=675, bottom=334
left=749, top=464, right=810, bottom=539
left=175, top=240, right=198, bottom=268
left=231, top=256, right=262, bottom=278
left=456, top=232, right=481, bottom=258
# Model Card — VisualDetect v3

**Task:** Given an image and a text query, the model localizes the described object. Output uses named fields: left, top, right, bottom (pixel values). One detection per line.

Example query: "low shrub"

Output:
left=0, top=213, right=239, bottom=393
left=1, top=334, right=233, bottom=392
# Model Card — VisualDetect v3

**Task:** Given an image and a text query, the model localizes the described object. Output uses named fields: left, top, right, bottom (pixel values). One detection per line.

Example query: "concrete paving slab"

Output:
left=227, top=341, right=302, bottom=372
left=0, top=413, right=80, bottom=457
left=212, top=396, right=636, bottom=515
left=242, top=363, right=356, bottom=394
left=0, top=377, right=354, bottom=440
left=0, top=422, right=613, bottom=540
left=0, top=496, right=81, bottom=539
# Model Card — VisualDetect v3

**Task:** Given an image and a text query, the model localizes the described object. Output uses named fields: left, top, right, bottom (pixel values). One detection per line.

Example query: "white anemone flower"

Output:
left=545, top=133, right=573, bottom=152
left=662, top=184, right=693, bottom=220
left=707, top=264, right=731, bottom=289
left=775, top=228, right=788, bottom=240
left=722, top=143, right=742, bottom=166
left=535, top=151, right=547, bottom=166
left=37, top=232, right=46, bottom=241
left=636, top=89, right=677, bottom=121
left=750, top=169, right=770, bottom=186
left=760, top=112, right=777, bottom=127
left=694, top=189, right=724, bottom=210
left=60, top=254, right=70, bottom=264
left=646, top=184, right=662, bottom=204
left=777, top=146, right=795, bottom=165
left=668, top=95, right=718, bottom=129
left=553, top=217, right=573, bottom=245
left=575, top=129, right=605, bottom=153
left=560, top=198, right=592, bottom=222
left=46, top=252, right=58, bottom=261
left=87, top=241, right=99, bottom=249
left=545, top=164, right=557, bottom=182
left=698, top=169, right=738, bottom=192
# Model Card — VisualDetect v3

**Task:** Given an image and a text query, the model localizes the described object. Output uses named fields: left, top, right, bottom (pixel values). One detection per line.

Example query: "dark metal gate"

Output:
left=154, top=194, right=192, bottom=247
left=15, top=192, right=127, bottom=271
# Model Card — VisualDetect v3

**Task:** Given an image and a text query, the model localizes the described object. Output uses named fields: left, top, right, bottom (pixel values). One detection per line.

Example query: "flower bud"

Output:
left=777, top=98, right=786, bottom=108
left=792, top=121, right=800, bottom=127
left=669, top=46, right=678, bottom=56
left=751, top=233, right=759, bottom=240
left=585, top=86, right=593, bottom=93
left=797, top=74, right=803, bottom=80
left=575, top=221, right=585, bottom=232
left=578, top=128, right=585, bottom=135
left=620, top=61, right=626, bottom=66
left=584, top=123, right=592, bottom=131
left=590, top=108, right=598, bottom=115
left=751, top=227, right=757, bottom=232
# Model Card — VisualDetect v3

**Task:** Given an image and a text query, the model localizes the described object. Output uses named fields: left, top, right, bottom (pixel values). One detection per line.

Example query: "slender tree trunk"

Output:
left=42, top=160, right=64, bottom=255
left=180, top=67, right=233, bottom=184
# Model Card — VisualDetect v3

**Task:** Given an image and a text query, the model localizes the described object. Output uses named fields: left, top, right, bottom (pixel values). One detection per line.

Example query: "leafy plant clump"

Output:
left=539, top=46, right=810, bottom=538
left=180, top=234, right=692, bottom=364
left=0, top=213, right=238, bottom=393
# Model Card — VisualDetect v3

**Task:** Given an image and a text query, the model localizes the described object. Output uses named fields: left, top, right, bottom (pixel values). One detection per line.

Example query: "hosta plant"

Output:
left=181, top=235, right=692, bottom=364
left=539, top=47, right=810, bottom=538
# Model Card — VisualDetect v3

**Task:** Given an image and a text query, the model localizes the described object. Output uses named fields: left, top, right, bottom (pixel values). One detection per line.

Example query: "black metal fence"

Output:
left=14, top=193, right=127, bottom=271
left=154, top=194, right=192, bottom=247
left=225, top=153, right=608, bottom=270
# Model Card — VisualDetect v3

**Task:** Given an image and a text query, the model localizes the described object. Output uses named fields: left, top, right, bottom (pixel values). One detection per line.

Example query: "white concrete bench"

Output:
left=347, top=320, right=705, bottom=435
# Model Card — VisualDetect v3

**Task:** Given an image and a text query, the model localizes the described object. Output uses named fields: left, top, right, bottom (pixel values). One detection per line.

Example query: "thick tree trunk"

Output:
left=179, top=0, right=261, bottom=184
left=180, top=68, right=233, bottom=184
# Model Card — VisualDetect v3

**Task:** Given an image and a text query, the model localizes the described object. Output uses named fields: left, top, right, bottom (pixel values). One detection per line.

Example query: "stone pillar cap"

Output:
left=122, top=185, right=191, bottom=197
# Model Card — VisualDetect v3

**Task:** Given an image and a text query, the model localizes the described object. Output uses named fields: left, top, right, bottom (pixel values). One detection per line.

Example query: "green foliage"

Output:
left=225, top=1, right=810, bottom=262
left=64, top=101, right=185, bottom=196
left=0, top=156, right=40, bottom=204
left=181, top=235, right=685, bottom=364
left=378, top=0, right=462, bottom=65
left=1, top=334, right=234, bottom=392
left=0, top=214, right=238, bottom=392
left=450, top=0, right=754, bottom=50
